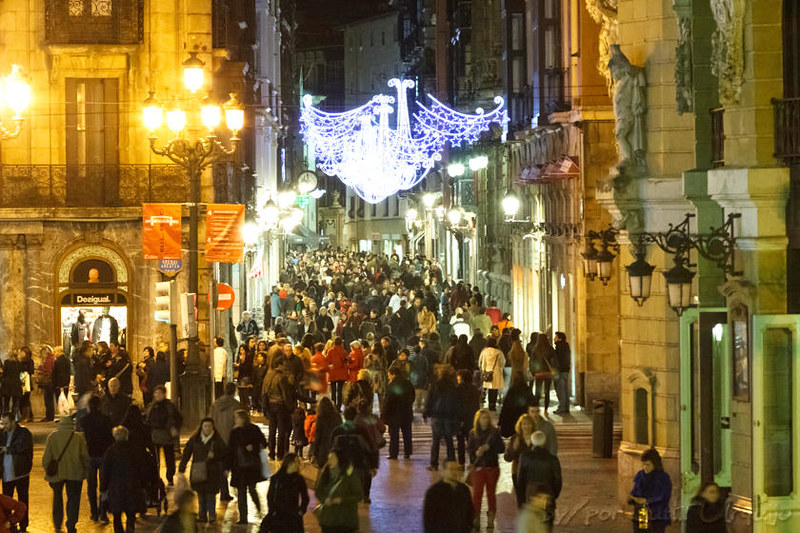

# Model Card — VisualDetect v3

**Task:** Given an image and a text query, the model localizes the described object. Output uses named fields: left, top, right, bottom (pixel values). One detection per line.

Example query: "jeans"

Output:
left=87, top=456, right=106, bottom=518
left=267, top=403, right=291, bottom=459
left=388, top=422, right=412, bottom=458
left=155, top=443, right=176, bottom=483
left=236, top=483, right=260, bottom=522
left=198, top=491, right=217, bottom=520
left=430, top=419, right=456, bottom=468
left=553, top=373, right=569, bottom=412
left=42, top=385, right=55, bottom=420
left=50, top=479, right=82, bottom=533
left=534, top=378, right=552, bottom=411
left=487, top=389, right=499, bottom=411
left=330, top=381, right=345, bottom=409
left=3, top=476, right=28, bottom=530
left=113, top=511, right=135, bottom=533
left=456, top=427, right=469, bottom=465
left=470, top=467, right=500, bottom=515
left=414, top=388, right=428, bottom=412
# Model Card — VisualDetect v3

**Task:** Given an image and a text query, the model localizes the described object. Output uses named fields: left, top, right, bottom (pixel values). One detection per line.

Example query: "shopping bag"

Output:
left=57, top=391, right=71, bottom=416
left=174, top=472, right=191, bottom=506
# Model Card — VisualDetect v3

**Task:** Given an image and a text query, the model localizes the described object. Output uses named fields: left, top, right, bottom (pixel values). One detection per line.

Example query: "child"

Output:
left=291, top=402, right=309, bottom=457
left=304, top=404, right=317, bottom=451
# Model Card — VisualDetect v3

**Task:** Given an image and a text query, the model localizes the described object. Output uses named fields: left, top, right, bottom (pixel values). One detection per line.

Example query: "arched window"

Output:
left=634, top=388, right=649, bottom=445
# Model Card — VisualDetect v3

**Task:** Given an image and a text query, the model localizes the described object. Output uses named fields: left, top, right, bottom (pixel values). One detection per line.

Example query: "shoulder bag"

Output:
left=481, top=352, right=499, bottom=383
left=46, top=431, right=75, bottom=477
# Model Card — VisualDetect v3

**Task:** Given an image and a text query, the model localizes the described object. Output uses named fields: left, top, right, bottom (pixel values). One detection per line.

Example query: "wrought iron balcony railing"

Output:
left=773, top=97, right=800, bottom=165
left=0, top=164, right=189, bottom=208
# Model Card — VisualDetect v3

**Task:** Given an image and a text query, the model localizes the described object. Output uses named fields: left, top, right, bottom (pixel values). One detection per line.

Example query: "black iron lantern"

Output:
left=596, top=246, right=615, bottom=285
left=664, top=262, right=696, bottom=316
left=582, top=244, right=599, bottom=281
left=625, top=251, right=656, bottom=306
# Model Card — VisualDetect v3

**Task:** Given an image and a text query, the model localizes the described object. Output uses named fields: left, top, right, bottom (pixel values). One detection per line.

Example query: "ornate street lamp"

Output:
left=583, top=226, right=620, bottom=285
left=0, top=65, right=30, bottom=140
left=629, top=213, right=741, bottom=315
left=143, top=52, right=244, bottom=417
left=582, top=244, right=599, bottom=281
left=502, top=189, right=521, bottom=219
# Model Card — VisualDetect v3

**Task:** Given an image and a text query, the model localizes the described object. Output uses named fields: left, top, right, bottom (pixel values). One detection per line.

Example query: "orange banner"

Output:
left=206, top=204, right=245, bottom=263
left=142, top=203, right=182, bottom=260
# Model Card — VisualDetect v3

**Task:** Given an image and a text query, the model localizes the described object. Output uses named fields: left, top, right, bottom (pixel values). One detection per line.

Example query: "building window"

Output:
left=46, top=0, right=141, bottom=44
left=634, top=388, right=649, bottom=445
left=763, top=327, right=794, bottom=497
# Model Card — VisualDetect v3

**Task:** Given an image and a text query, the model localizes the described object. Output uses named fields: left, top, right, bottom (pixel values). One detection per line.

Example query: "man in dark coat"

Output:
left=381, top=369, right=415, bottom=460
left=423, top=370, right=460, bottom=471
left=106, top=346, right=133, bottom=395
left=52, top=349, right=71, bottom=405
left=553, top=332, right=571, bottom=415
left=101, top=378, right=131, bottom=427
left=82, top=396, right=113, bottom=523
left=100, top=426, right=147, bottom=533
left=262, top=356, right=294, bottom=460
left=454, top=369, right=481, bottom=466
left=0, top=413, right=32, bottom=532
left=423, top=460, right=474, bottom=533
left=145, top=352, right=170, bottom=393
left=517, top=430, right=562, bottom=527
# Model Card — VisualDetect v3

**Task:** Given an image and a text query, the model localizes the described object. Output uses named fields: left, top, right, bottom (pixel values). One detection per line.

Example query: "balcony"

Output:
left=711, top=107, right=725, bottom=168
left=45, top=0, right=143, bottom=45
left=773, top=98, right=800, bottom=165
left=508, top=86, right=535, bottom=130
left=0, top=165, right=189, bottom=208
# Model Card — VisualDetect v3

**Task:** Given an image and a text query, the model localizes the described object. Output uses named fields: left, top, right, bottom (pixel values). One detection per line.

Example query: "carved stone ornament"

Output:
left=710, top=0, right=745, bottom=106
left=585, top=0, right=618, bottom=93
left=609, top=45, right=647, bottom=167
left=674, top=16, right=693, bottom=114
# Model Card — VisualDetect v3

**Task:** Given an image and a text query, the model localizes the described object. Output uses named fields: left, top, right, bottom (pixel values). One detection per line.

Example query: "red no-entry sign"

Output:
left=209, top=283, right=236, bottom=311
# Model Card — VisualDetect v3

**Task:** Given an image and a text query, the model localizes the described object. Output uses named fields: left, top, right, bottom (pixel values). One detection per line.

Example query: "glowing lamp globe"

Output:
left=201, top=104, right=222, bottom=131
left=406, top=207, right=418, bottom=222
left=277, top=190, right=297, bottom=208
left=664, top=262, right=695, bottom=316
left=502, top=190, right=521, bottom=218
left=242, top=223, right=259, bottom=246
left=224, top=94, right=245, bottom=133
left=166, top=106, right=186, bottom=133
left=626, top=254, right=656, bottom=307
left=3, top=65, right=30, bottom=117
left=262, top=199, right=279, bottom=227
left=183, top=51, right=205, bottom=93
left=423, top=193, right=437, bottom=209
left=142, top=91, right=162, bottom=131
left=447, top=209, right=462, bottom=226
left=469, top=155, right=489, bottom=171
left=447, top=163, right=465, bottom=177
left=596, top=247, right=615, bottom=285
left=582, top=245, right=599, bottom=281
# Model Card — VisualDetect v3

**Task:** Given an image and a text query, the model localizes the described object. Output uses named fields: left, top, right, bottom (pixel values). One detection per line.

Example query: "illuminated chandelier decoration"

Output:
left=300, top=78, right=508, bottom=203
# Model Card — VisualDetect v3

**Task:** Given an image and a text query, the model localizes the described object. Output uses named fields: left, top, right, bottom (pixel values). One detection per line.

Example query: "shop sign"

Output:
left=157, top=259, right=183, bottom=277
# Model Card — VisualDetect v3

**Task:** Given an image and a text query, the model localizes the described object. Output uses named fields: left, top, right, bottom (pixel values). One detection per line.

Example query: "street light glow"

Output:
left=502, top=190, right=521, bottom=217
left=447, top=163, right=465, bottom=177
left=406, top=207, right=418, bottom=222
left=201, top=104, right=222, bottom=131
left=262, top=199, right=279, bottom=227
left=277, top=189, right=297, bottom=208
left=142, top=91, right=162, bottom=131
left=224, top=94, right=245, bottom=133
left=166, top=107, right=186, bottom=133
left=423, top=193, right=437, bottom=209
left=3, top=65, right=30, bottom=117
left=242, top=222, right=259, bottom=246
left=447, top=208, right=462, bottom=226
left=183, top=51, right=205, bottom=92
left=469, top=155, right=488, bottom=171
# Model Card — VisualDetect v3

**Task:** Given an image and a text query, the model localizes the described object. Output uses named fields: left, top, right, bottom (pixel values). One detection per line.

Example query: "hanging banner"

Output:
left=206, top=203, right=245, bottom=263
left=142, top=203, right=182, bottom=260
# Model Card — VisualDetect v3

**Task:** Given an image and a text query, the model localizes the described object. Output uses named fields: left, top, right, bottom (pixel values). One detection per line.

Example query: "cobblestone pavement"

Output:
left=19, top=406, right=643, bottom=533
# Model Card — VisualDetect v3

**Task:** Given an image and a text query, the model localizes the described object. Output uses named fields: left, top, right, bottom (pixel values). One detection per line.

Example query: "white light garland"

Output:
left=300, top=78, right=508, bottom=204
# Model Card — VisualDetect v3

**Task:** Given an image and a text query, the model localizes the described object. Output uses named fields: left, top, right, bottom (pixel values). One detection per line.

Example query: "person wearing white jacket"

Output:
left=478, top=338, right=506, bottom=411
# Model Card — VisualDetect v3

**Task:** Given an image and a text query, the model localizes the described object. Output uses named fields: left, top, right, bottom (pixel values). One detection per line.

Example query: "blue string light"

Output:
left=300, top=78, right=509, bottom=204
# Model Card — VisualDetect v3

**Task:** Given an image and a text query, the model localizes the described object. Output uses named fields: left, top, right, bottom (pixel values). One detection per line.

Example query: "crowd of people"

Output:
left=0, top=248, right=730, bottom=532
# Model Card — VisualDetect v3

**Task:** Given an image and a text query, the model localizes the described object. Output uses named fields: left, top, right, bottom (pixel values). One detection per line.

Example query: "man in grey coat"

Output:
left=209, top=381, right=242, bottom=501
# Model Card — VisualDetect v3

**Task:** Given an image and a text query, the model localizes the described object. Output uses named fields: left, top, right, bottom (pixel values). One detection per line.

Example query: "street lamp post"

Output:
left=0, top=65, right=31, bottom=141
left=143, top=54, right=244, bottom=425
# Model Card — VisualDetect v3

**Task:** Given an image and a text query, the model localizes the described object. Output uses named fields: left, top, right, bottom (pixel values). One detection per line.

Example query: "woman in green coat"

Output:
left=178, top=417, right=227, bottom=523
left=314, top=450, right=363, bottom=533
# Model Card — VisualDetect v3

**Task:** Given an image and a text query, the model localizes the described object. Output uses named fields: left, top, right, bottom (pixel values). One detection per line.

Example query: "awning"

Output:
left=517, top=156, right=579, bottom=184
left=286, top=224, right=330, bottom=248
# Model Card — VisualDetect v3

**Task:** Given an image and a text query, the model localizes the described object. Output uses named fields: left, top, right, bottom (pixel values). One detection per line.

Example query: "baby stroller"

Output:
left=143, top=445, right=168, bottom=516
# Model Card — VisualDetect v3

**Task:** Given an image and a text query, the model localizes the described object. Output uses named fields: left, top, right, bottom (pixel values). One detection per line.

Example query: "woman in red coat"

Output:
left=347, top=341, right=365, bottom=383
left=326, top=337, right=349, bottom=410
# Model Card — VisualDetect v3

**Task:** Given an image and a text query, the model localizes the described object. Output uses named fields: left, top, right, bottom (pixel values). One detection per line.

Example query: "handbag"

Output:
left=190, top=460, right=208, bottom=484
left=46, top=431, right=75, bottom=477
left=480, top=353, right=499, bottom=383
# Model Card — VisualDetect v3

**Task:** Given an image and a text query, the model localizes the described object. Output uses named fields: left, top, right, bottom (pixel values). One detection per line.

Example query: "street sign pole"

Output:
left=209, top=265, right=218, bottom=402
left=169, top=323, right=178, bottom=402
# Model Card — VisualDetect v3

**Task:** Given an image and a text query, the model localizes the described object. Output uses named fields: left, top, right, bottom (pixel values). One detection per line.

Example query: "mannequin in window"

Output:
left=92, top=306, right=119, bottom=345
left=88, top=268, right=100, bottom=283
left=70, top=311, right=91, bottom=347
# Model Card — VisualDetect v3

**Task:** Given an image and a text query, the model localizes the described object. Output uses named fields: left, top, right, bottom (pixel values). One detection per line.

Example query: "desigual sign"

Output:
left=75, top=294, right=113, bottom=305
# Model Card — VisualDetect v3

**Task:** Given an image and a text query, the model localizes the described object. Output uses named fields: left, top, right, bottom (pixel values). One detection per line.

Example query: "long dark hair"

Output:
left=316, top=396, right=341, bottom=424
left=641, top=448, right=664, bottom=472
left=276, top=452, right=298, bottom=476
left=193, top=417, right=215, bottom=440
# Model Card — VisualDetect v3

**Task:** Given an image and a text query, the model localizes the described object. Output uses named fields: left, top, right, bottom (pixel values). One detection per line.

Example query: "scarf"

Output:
left=201, top=431, right=214, bottom=445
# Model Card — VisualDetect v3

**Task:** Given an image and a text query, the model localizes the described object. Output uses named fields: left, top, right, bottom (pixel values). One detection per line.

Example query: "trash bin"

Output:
left=592, top=399, right=613, bottom=458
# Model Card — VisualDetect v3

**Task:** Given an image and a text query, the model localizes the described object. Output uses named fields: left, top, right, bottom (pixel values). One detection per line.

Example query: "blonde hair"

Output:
left=472, top=408, right=494, bottom=433
left=514, top=414, right=536, bottom=436
left=357, top=368, right=370, bottom=381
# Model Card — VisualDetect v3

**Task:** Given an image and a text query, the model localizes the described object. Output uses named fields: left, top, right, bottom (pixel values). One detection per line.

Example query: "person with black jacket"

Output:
left=423, top=369, right=460, bottom=471
left=100, top=426, right=147, bottom=533
left=449, top=335, right=475, bottom=372
left=73, top=342, right=95, bottom=397
left=227, top=410, right=267, bottom=525
left=0, top=413, right=32, bottom=533
left=423, top=460, right=473, bottom=533
left=101, top=378, right=131, bottom=427
left=454, top=369, right=481, bottom=467
left=499, top=372, right=536, bottom=438
left=0, top=353, right=22, bottom=418
left=259, top=453, right=309, bottom=533
left=52, top=347, right=72, bottom=409
left=145, top=385, right=182, bottom=486
left=262, top=356, right=294, bottom=460
left=145, top=351, right=170, bottom=395
left=81, top=396, right=113, bottom=523
left=179, top=418, right=227, bottom=524
left=686, top=482, right=727, bottom=533
left=517, top=431, right=562, bottom=529
left=552, top=332, right=571, bottom=415
left=381, top=369, right=414, bottom=460
left=106, top=345, right=133, bottom=396
left=308, top=397, right=341, bottom=468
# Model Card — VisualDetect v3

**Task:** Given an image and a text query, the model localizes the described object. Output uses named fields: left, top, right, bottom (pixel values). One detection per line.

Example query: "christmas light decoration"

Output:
left=301, top=78, right=508, bottom=203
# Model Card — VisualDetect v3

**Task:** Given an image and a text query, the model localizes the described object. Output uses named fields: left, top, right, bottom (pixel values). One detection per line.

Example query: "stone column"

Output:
left=0, top=235, right=27, bottom=350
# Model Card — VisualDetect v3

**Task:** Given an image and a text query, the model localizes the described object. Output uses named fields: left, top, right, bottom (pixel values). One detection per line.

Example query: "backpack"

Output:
left=333, top=432, right=369, bottom=469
